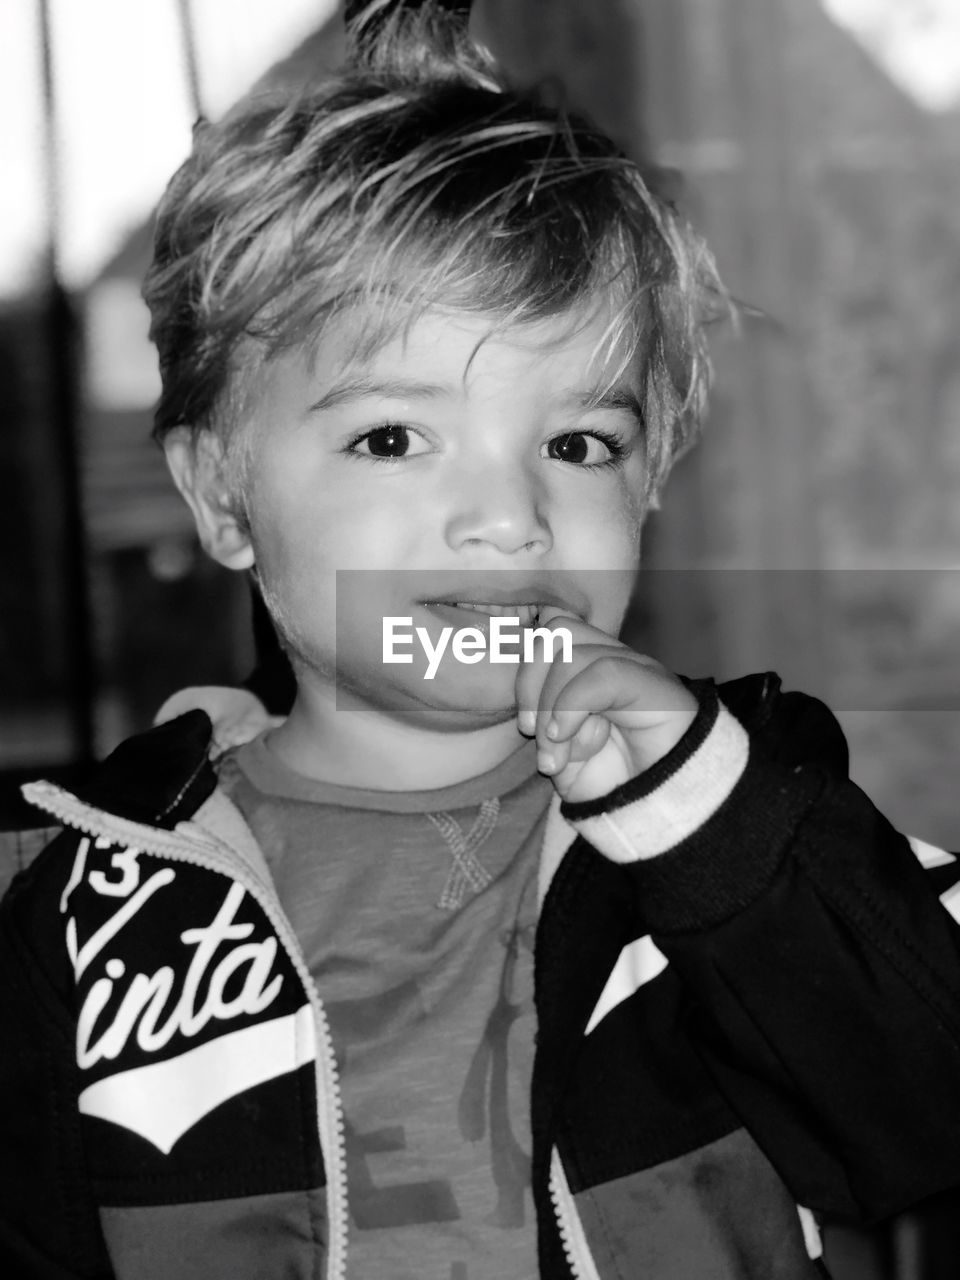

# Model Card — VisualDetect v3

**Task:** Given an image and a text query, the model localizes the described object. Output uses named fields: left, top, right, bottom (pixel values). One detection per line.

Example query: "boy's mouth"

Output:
left=416, top=579, right=588, bottom=632
left=422, top=601, right=544, bottom=628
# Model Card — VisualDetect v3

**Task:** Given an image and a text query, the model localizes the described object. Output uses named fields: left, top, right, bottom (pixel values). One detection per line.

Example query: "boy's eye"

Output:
left=348, top=424, right=429, bottom=459
left=544, top=431, right=624, bottom=467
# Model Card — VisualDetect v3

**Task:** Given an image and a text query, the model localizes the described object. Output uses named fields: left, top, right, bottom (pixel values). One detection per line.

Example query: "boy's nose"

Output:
left=443, top=467, right=552, bottom=556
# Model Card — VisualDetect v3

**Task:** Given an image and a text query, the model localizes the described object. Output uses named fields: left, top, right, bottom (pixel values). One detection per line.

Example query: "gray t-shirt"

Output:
left=219, top=736, right=553, bottom=1280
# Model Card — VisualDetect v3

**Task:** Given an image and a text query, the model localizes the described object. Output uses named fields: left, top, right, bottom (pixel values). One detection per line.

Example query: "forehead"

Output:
left=300, top=300, right=643, bottom=407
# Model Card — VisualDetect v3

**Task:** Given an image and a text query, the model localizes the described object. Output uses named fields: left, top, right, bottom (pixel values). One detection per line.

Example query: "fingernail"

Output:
left=538, top=751, right=556, bottom=774
left=518, top=709, right=536, bottom=735
left=546, top=719, right=559, bottom=740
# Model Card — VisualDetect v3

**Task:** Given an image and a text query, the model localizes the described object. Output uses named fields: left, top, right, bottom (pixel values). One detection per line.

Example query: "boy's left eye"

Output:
left=544, top=431, right=624, bottom=467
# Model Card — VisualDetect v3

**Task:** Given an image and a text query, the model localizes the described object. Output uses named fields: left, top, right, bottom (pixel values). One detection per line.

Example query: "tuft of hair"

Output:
left=142, top=0, right=730, bottom=497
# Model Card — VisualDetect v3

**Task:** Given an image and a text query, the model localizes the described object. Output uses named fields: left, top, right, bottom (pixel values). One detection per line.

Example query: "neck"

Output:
left=263, top=684, right=528, bottom=791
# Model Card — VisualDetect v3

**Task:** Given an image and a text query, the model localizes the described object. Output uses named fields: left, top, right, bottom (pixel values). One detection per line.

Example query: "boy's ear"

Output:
left=163, top=428, right=255, bottom=571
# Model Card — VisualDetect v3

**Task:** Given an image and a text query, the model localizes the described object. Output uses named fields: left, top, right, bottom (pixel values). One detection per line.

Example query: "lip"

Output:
left=420, top=601, right=544, bottom=632
left=416, top=579, right=588, bottom=621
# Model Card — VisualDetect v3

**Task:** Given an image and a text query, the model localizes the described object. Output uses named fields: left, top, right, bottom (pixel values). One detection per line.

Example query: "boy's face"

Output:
left=207, top=304, right=651, bottom=729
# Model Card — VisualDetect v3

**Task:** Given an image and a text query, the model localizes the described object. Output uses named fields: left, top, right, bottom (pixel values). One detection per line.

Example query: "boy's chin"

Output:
left=336, top=662, right=524, bottom=730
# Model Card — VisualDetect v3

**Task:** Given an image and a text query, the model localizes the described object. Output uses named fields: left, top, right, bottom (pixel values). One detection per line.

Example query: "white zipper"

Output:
left=23, top=780, right=350, bottom=1280
left=549, top=1147, right=602, bottom=1280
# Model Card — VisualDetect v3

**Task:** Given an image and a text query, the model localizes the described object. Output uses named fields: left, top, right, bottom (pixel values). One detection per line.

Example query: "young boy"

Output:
left=4, top=5, right=960, bottom=1278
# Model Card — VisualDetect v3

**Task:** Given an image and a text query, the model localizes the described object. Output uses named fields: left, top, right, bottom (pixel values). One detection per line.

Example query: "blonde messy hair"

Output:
left=142, top=0, right=727, bottom=495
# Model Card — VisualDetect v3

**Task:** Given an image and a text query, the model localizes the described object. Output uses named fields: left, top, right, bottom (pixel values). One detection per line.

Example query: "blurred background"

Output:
left=1, top=0, right=958, bottom=853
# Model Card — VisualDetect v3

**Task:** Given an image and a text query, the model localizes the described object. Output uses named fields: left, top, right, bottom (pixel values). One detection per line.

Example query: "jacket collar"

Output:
left=68, top=710, right=218, bottom=830
left=51, top=710, right=579, bottom=898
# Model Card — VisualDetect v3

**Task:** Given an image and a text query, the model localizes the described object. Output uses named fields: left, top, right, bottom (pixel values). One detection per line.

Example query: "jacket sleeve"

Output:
left=0, top=833, right=116, bottom=1278
left=562, top=675, right=960, bottom=1223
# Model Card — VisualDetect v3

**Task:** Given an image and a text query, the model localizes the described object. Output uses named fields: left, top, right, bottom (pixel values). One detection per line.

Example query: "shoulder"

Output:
left=0, top=824, right=91, bottom=1012
left=0, top=825, right=62, bottom=903
left=1, top=709, right=220, bottom=913
left=714, top=671, right=850, bottom=776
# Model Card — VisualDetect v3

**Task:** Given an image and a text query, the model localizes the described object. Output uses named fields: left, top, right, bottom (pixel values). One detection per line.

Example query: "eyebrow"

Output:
left=308, top=377, right=452, bottom=413
left=559, top=387, right=643, bottom=419
left=308, top=377, right=643, bottom=420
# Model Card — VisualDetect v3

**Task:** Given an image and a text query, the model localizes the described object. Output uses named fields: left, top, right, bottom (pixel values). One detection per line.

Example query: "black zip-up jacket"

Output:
left=2, top=673, right=960, bottom=1279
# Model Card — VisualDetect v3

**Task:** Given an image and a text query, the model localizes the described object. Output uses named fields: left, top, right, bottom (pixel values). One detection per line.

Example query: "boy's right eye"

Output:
left=346, top=424, right=427, bottom=460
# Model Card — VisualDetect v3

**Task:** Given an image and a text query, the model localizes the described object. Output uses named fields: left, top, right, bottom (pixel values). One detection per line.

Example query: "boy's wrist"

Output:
left=621, top=691, right=700, bottom=777
left=560, top=687, right=749, bottom=862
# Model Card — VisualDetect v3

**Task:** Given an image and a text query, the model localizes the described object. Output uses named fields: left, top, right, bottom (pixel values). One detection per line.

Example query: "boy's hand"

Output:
left=515, top=608, right=698, bottom=804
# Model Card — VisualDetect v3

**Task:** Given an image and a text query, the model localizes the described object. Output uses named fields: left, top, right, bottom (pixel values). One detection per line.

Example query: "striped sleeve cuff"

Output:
left=563, top=693, right=750, bottom=863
